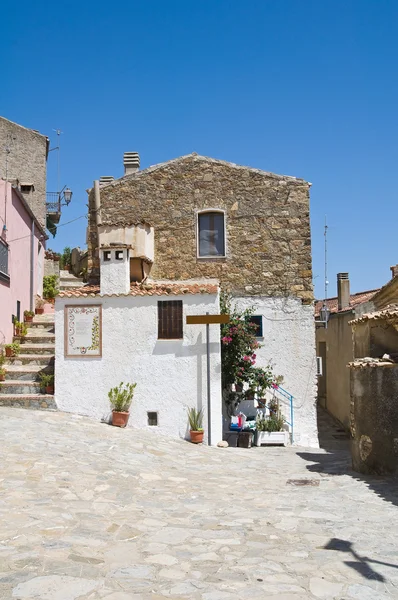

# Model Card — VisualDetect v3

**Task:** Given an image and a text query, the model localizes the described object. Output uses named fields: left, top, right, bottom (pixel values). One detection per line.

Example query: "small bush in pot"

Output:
left=108, top=382, right=137, bottom=427
left=24, top=310, right=35, bottom=323
left=187, top=407, right=204, bottom=443
left=39, top=373, right=54, bottom=394
left=5, top=342, right=20, bottom=358
left=14, top=321, right=27, bottom=339
left=35, top=297, right=45, bottom=315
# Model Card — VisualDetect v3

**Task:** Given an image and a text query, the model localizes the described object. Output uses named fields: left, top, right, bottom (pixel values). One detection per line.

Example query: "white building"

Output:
left=55, top=241, right=222, bottom=444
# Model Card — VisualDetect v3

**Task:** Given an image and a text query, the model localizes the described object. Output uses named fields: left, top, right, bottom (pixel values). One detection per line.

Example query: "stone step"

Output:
left=9, top=344, right=55, bottom=355
left=15, top=335, right=55, bottom=345
left=28, top=321, right=55, bottom=331
left=4, top=365, right=53, bottom=381
left=0, top=395, right=56, bottom=410
left=7, top=354, right=55, bottom=366
left=0, top=380, right=43, bottom=394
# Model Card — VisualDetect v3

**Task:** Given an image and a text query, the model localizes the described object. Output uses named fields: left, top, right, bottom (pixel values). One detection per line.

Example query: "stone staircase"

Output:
left=0, top=314, right=56, bottom=410
left=59, top=269, right=84, bottom=290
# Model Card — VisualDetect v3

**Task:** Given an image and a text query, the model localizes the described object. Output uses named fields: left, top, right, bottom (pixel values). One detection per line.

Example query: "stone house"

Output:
left=0, top=116, right=49, bottom=227
left=315, top=265, right=398, bottom=429
left=0, top=117, right=49, bottom=345
left=79, top=152, right=318, bottom=447
left=315, top=273, right=378, bottom=428
left=349, top=305, right=398, bottom=475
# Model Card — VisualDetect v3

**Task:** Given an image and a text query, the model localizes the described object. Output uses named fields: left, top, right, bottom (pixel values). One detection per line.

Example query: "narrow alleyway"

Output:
left=0, top=407, right=397, bottom=600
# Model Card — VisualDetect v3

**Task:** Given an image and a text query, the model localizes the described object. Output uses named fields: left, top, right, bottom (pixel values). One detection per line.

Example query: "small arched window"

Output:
left=197, top=211, right=225, bottom=258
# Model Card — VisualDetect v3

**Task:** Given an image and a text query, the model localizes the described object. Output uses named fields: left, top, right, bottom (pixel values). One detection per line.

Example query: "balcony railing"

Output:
left=46, top=192, right=61, bottom=224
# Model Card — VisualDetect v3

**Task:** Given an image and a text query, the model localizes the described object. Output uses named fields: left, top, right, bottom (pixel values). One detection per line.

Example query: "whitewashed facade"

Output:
left=55, top=283, right=222, bottom=445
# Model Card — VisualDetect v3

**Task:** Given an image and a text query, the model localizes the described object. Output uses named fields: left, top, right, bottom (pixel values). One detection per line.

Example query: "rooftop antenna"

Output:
left=324, top=216, right=328, bottom=302
left=51, top=128, right=63, bottom=194
left=319, top=216, right=330, bottom=328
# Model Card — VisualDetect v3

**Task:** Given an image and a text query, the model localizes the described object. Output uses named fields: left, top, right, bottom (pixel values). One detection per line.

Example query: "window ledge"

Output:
left=0, top=271, right=10, bottom=285
left=197, top=256, right=227, bottom=262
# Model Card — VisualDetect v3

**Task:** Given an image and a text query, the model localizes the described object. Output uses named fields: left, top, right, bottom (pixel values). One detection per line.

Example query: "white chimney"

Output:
left=337, top=273, right=350, bottom=311
left=99, top=176, right=114, bottom=186
left=124, top=152, right=140, bottom=175
left=100, top=245, right=130, bottom=295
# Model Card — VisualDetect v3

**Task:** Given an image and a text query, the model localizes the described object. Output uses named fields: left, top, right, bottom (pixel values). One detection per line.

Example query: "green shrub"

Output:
left=108, top=382, right=137, bottom=412
left=187, top=407, right=203, bottom=432
left=60, top=247, right=72, bottom=269
left=43, top=275, right=58, bottom=299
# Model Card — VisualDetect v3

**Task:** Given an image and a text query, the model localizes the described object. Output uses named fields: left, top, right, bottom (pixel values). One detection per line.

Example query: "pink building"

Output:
left=0, top=180, right=47, bottom=345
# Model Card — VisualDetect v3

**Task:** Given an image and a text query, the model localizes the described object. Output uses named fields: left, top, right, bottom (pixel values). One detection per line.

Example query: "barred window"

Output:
left=0, top=239, right=9, bottom=277
left=158, top=300, right=183, bottom=340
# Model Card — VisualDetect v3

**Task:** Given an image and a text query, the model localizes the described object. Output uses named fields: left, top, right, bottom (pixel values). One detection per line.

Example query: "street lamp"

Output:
left=63, top=187, right=72, bottom=205
left=319, top=303, right=331, bottom=329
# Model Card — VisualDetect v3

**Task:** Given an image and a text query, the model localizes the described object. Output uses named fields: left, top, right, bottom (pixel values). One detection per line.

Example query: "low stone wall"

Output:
left=44, top=257, right=60, bottom=278
left=350, top=364, right=398, bottom=475
left=0, top=397, right=57, bottom=410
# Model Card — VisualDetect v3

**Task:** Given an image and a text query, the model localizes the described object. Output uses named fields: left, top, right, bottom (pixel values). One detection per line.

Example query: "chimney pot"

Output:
left=390, top=265, right=398, bottom=279
left=99, top=176, right=115, bottom=186
left=124, top=152, right=140, bottom=175
left=337, top=272, right=350, bottom=311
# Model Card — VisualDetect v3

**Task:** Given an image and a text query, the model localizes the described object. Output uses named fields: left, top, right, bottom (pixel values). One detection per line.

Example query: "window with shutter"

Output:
left=0, top=239, right=9, bottom=282
left=158, top=300, right=183, bottom=339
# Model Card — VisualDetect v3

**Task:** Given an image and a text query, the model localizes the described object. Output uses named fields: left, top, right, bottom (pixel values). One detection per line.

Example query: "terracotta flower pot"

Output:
left=112, top=411, right=130, bottom=427
left=45, top=386, right=54, bottom=395
left=190, top=430, right=204, bottom=444
left=35, top=308, right=44, bottom=315
left=0, top=374, right=5, bottom=382
left=24, top=316, right=33, bottom=323
left=5, top=348, right=14, bottom=357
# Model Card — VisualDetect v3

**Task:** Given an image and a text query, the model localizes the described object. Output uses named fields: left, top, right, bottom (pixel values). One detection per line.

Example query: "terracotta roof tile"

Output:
left=349, top=304, right=398, bottom=325
left=315, top=289, right=379, bottom=318
left=58, top=281, right=218, bottom=299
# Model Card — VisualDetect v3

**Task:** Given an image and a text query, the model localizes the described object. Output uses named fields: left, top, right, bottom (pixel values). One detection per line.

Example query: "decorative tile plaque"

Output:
left=65, top=305, right=102, bottom=357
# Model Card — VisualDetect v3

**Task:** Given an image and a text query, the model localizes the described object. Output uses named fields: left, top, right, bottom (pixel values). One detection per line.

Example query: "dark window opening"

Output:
left=21, top=184, right=34, bottom=194
left=115, top=250, right=124, bottom=260
left=17, top=301, right=21, bottom=322
left=198, top=211, right=225, bottom=257
left=147, top=412, right=158, bottom=426
left=249, top=315, right=263, bottom=337
left=0, top=238, right=9, bottom=280
left=103, top=250, right=111, bottom=261
left=158, top=300, right=183, bottom=339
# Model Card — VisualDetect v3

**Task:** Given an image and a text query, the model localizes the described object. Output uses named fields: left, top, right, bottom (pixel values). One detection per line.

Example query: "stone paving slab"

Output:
left=0, top=408, right=397, bottom=599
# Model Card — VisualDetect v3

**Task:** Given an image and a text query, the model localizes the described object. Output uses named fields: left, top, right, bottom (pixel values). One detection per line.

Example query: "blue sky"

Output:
left=2, top=0, right=397, bottom=298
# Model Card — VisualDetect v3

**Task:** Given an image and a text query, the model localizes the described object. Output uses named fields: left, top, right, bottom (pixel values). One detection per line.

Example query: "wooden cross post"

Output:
left=186, top=313, right=229, bottom=445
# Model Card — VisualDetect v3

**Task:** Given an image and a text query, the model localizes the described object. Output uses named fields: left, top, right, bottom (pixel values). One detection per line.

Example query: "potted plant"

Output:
left=187, top=407, right=204, bottom=443
left=255, top=413, right=288, bottom=446
left=39, top=373, right=54, bottom=394
left=4, top=342, right=20, bottom=358
left=24, top=310, right=35, bottom=323
left=108, top=382, right=137, bottom=427
left=0, top=353, right=5, bottom=381
left=43, top=275, right=58, bottom=301
left=35, top=297, right=45, bottom=315
left=14, top=321, right=27, bottom=339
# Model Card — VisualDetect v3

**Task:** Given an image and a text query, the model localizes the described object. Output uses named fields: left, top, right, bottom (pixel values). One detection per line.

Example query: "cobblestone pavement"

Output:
left=1, top=407, right=397, bottom=600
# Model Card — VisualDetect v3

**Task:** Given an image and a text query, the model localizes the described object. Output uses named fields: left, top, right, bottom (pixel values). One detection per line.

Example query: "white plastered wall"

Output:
left=234, top=296, right=319, bottom=448
left=55, top=293, right=222, bottom=445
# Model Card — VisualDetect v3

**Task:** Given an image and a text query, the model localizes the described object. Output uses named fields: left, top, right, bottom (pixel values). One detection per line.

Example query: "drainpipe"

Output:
left=30, top=219, right=35, bottom=312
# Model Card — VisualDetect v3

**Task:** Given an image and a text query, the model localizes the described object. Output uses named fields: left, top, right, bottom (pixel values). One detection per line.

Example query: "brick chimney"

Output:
left=337, top=273, right=350, bottom=311
left=390, top=264, right=398, bottom=279
left=123, top=152, right=140, bottom=175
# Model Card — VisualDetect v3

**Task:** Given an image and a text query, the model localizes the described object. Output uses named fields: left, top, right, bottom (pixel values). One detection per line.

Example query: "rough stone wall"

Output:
left=88, top=155, right=313, bottom=301
left=0, top=117, right=48, bottom=226
left=44, top=258, right=60, bottom=278
left=351, top=364, right=398, bottom=475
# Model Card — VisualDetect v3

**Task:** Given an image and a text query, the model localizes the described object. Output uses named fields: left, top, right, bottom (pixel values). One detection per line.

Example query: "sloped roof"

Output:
left=349, top=304, right=398, bottom=325
left=58, top=281, right=219, bottom=299
left=99, top=153, right=310, bottom=188
left=315, top=289, right=379, bottom=317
